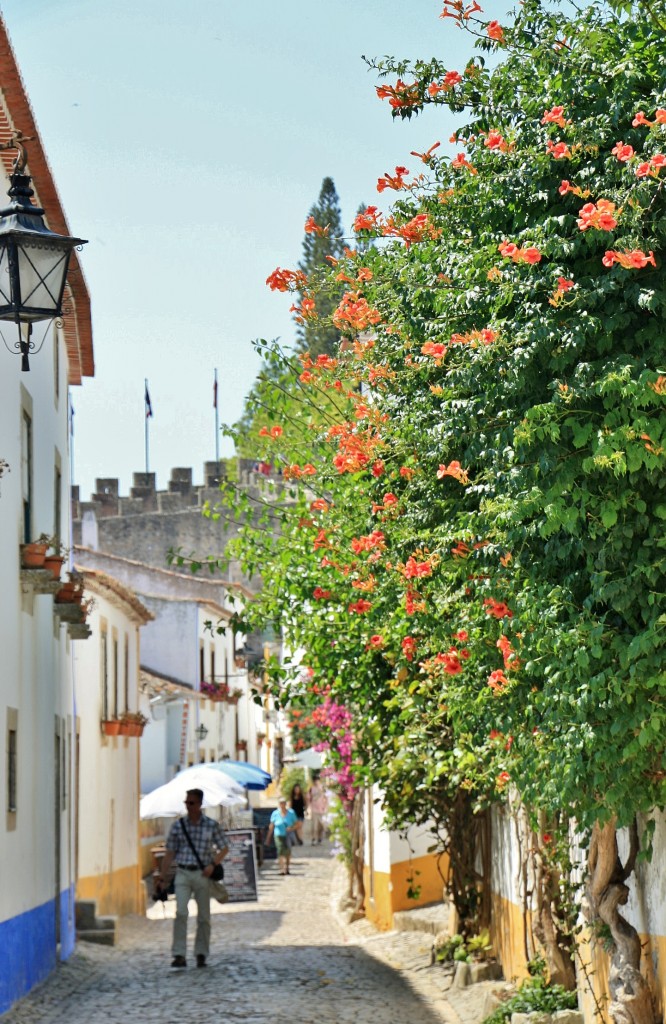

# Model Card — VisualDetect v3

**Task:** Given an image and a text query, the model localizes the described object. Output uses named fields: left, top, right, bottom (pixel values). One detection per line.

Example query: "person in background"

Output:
left=156, top=788, right=229, bottom=969
left=308, top=776, right=328, bottom=844
left=289, top=783, right=306, bottom=845
left=265, top=796, right=298, bottom=874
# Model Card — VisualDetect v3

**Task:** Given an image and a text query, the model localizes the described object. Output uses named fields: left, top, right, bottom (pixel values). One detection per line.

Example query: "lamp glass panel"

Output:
left=0, top=247, right=12, bottom=306
left=17, top=241, right=69, bottom=314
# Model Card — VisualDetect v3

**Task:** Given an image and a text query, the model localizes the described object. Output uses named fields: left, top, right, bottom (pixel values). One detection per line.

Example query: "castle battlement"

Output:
left=71, top=460, right=287, bottom=586
left=72, top=459, right=286, bottom=521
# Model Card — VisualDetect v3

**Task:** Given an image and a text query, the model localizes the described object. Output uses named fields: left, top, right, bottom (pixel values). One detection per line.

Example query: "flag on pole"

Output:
left=213, top=370, right=218, bottom=410
left=69, top=398, right=75, bottom=436
left=145, top=381, right=153, bottom=419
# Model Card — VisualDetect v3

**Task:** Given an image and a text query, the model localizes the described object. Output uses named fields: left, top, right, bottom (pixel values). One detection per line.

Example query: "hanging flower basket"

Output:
left=201, top=682, right=243, bottom=704
left=120, top=711, right=149, bottom=737
left=102, top=719, right=121, bottom=736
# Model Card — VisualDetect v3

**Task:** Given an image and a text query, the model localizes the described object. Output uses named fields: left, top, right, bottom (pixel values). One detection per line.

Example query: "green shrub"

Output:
left=482, top=973, right=578, bottom=1024
left=436, top=929, right=493, bottom=964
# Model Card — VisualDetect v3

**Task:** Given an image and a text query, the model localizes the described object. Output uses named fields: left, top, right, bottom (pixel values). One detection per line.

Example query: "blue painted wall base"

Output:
left=0, top=887, right=76, bottom=1015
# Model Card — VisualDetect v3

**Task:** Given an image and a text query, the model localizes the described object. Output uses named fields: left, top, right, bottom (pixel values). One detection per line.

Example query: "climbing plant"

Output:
left=184, top=3, right=666, bottom=1018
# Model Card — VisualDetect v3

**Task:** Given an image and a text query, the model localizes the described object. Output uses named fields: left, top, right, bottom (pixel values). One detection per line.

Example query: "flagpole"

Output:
left=214, top=367, right=219, bottom=463
left=144, top=378, right=150, bottom=474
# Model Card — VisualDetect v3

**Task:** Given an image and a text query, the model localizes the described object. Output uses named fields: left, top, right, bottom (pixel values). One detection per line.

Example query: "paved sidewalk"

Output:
left=1, top=844, right=482, bottom=1024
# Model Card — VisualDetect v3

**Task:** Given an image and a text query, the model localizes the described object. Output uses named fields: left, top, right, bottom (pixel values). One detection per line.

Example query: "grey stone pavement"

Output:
left=2, top=842, right=496, bottom=1024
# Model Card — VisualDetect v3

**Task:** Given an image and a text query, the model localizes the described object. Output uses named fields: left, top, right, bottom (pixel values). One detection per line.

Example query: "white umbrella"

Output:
left=292, top=747, right=324, bottom=769
left=140, top=766, right=246, bottom=819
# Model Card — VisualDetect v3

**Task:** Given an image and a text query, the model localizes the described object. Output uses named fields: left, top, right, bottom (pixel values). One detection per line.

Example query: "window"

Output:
left=112, top=635, right=119, bottom=719
left=7, top=729, right=17, bottom=812
left=124, top=635, right=129, bottom=712
left=6, top=707, right=18, bottom=829
left=53, top=328, right=60, bottom=401
left=199, top=644, right=204, bottom=685
left=101, top=631, right=109, bottom=720
left=210, top=649, right=216, bottom=684
left=21, top=411, right=32, bottom=543
left=53, top=464, right=62, bottom=546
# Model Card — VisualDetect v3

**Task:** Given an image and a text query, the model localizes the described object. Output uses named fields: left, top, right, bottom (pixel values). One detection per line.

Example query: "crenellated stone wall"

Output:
left=72, top=460, right=287, bottom=590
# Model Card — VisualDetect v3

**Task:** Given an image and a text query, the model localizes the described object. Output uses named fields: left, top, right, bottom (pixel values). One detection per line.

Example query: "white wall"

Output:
left=0, top=324, right=74, bottom=901
left=140, top=598, right=197, bottom=684
left=73, top=589, right=141, bottom=884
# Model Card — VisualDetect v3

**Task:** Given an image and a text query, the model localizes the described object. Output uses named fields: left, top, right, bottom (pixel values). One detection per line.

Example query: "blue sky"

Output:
left=1, top=0, right=510, bottom=498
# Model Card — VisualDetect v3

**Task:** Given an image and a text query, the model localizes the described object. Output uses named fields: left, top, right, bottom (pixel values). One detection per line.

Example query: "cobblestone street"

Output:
left=1, top=843, right=478, bottom=1024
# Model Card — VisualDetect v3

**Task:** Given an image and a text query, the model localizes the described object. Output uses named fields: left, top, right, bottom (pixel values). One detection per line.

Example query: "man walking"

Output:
left=157, top=788, right=229, bottom=968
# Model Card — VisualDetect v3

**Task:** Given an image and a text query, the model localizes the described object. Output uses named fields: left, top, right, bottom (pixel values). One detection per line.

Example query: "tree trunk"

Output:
left=443, top=792, right=490, bottom=937
left=533, top=853, right=577, bottom=987
left=531, top=811, right=577, bottom=990
left=350, top=792, right=366, bottom=916
left=585, top=819, right=655, bottom=1024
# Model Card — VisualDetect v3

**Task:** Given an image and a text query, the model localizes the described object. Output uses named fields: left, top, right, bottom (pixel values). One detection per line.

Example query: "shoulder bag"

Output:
left=180, top=819, right=229, bottom=903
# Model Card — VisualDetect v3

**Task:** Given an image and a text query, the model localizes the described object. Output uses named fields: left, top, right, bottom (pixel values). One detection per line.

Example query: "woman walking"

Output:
left=265, top=797, right=298, bottom=875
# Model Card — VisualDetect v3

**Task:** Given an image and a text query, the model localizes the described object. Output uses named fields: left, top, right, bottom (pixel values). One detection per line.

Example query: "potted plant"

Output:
left=200, top=681, right=243, bottom=704
left=20, top=532, right=51, bottom=569
left=43, top=536, right=69, bottom=580
left=55, top=570, right=84, bottom=604
left=120, top=710, right=149, bottom=737
left=102, top=719, right=121, bottom=737
left=236, top=738, right=248, bottom=751
left=0, top=457, right=9, bottom=497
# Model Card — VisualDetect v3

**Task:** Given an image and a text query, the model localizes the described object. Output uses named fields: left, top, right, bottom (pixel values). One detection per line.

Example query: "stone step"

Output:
left=77, top=927, right=117, bottom=947
left=75, top=900, right=98, bottom=930
left=392, top=901, right=450, bottom=936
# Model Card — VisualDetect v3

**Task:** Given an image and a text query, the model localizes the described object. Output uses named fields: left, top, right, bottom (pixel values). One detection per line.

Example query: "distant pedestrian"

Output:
left=265, top=796, right=298, bottom=874
left=156, top=788, right=229, bottom=968
left=308, top=777, right=328, bottom=844
left=289, top=783, right=306, bottom=845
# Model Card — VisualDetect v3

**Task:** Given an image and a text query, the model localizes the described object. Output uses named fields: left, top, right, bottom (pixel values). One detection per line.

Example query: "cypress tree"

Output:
left=296, top=177, right=345, bottom=357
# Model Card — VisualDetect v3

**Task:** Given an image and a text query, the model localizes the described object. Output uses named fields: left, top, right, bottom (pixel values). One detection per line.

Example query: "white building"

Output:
left=73, top=569, right=152, bottom=917
left=0, top=16, right=94, bottom=1014
left=72, top=547, right=269, bottom=789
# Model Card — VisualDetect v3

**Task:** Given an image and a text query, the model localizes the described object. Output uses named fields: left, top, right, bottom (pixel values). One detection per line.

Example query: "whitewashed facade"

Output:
left=73, top=570, right=152, bottom=916
left=0, top=15, right=94, bottom=1013
left=72, top=547, right=268, bottom=790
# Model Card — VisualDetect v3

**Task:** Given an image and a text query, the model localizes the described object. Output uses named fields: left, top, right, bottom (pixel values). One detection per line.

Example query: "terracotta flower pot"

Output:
left=118, top=721, right=132, bottom=736
left=43, top=554, right=65, bottom=580
left=55, top=582, right=83, bottom=604
left=102, top=720, right=120, bottom=736
left=21, top=542, right=48, bottom=568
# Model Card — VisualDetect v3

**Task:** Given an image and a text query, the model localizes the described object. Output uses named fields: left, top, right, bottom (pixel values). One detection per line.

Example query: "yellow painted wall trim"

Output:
left=364, top=851, right=449, bottom=931
left=77, top=863, right=143, bottom=917
left=390, top=851, right=447, bottom=913
left=363, top=866, right=393, bottom=931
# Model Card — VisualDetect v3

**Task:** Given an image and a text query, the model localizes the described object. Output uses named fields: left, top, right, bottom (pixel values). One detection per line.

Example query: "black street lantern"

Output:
left=0, top=132, right=86, bottom=370
left=195, top=724, right=209, bottom=743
